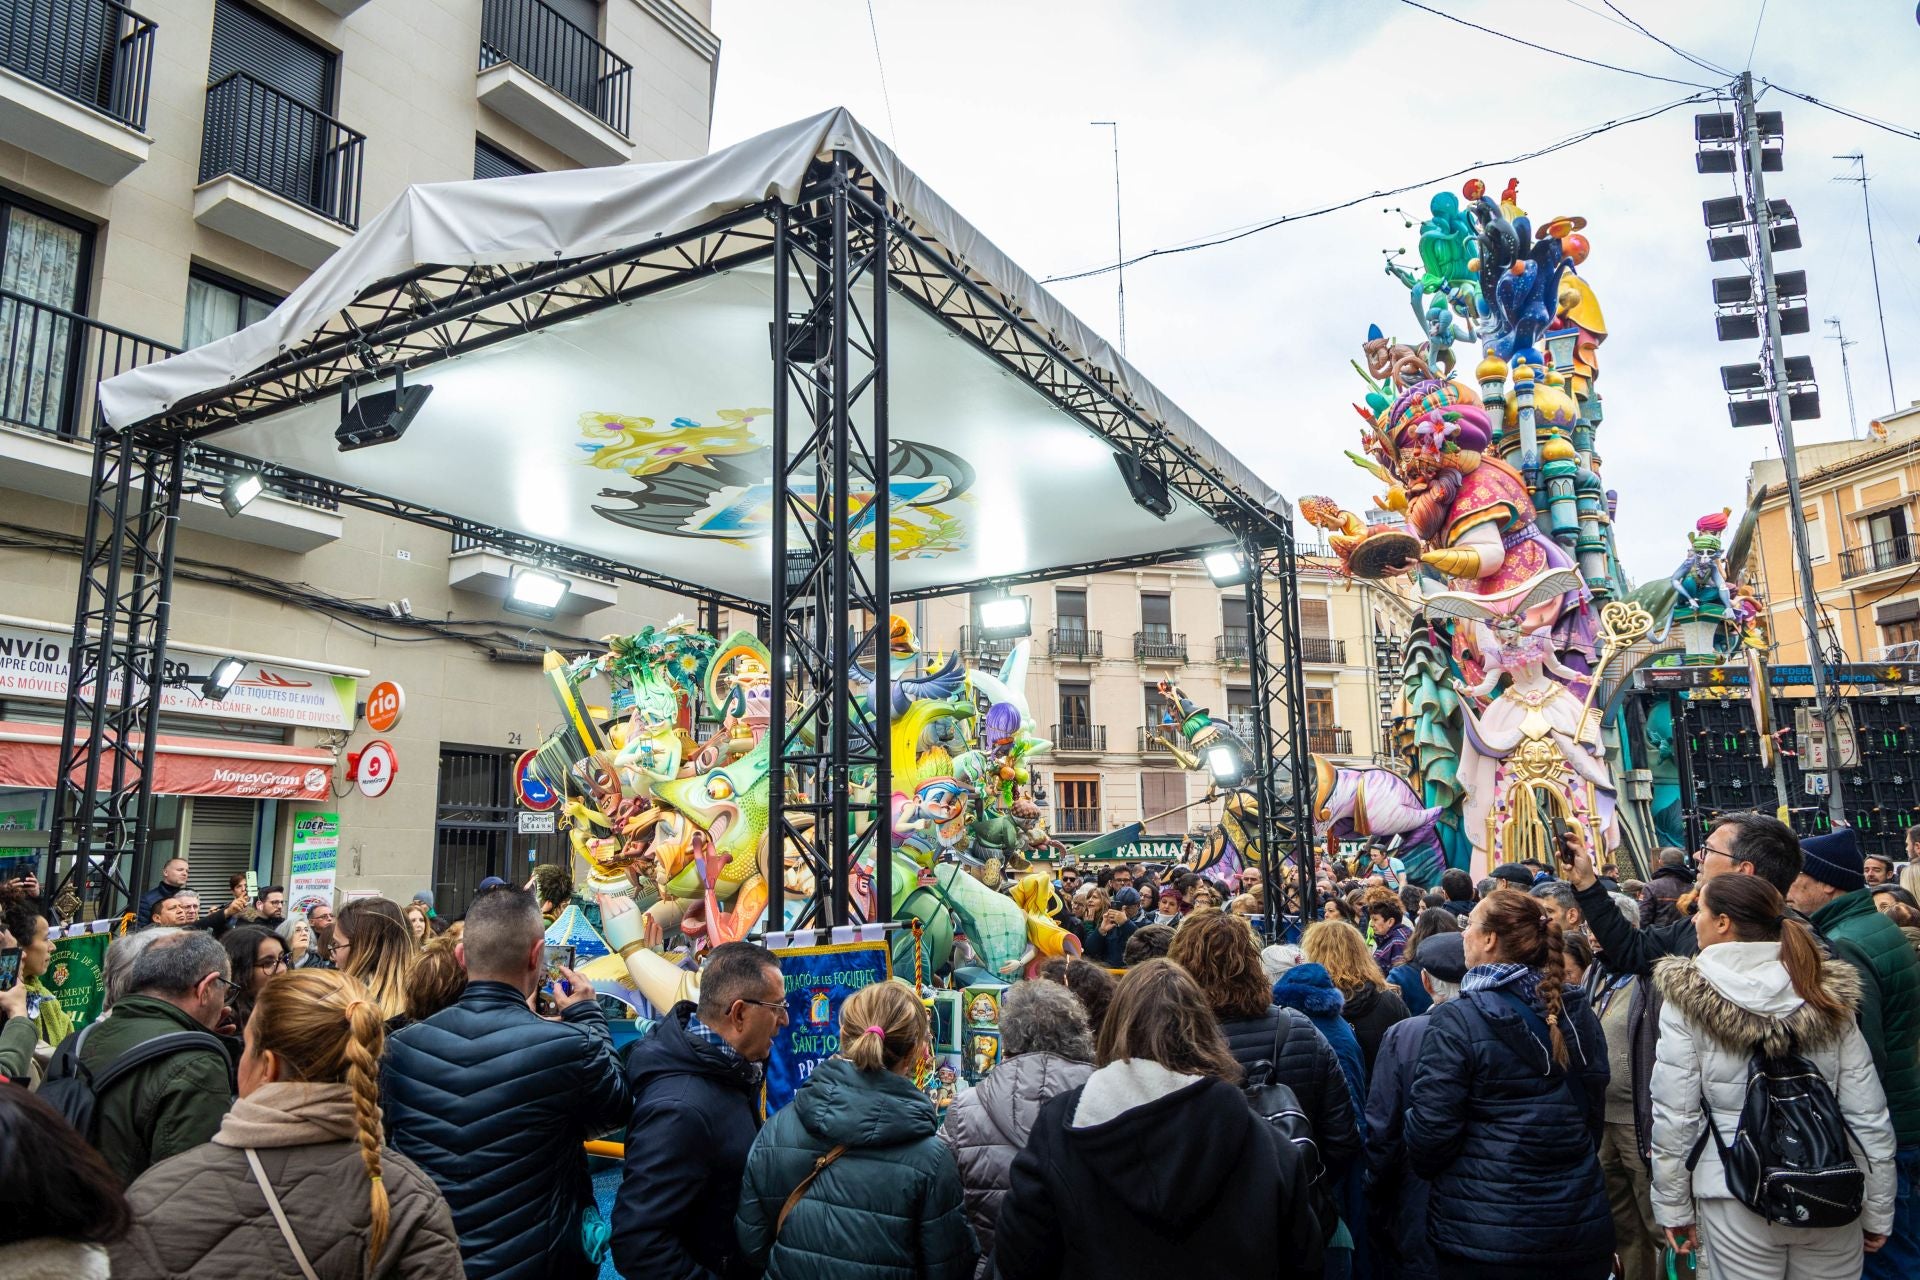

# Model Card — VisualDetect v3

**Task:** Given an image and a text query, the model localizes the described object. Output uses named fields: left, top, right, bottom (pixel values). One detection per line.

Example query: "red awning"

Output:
left=0, top=722, right=335, bottom=801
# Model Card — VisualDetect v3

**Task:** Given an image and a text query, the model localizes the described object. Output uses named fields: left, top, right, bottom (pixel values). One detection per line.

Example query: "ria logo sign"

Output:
left=364, top=681, right=405, bottom=732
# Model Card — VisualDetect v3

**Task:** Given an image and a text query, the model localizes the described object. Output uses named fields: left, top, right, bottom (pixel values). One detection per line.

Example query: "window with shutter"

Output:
left=475, top=138, right=536, bottom=180
left=546, top=0, right=601, bottom=34
left=1140, top=772, right=1186, bottom=834
left=210, top=0, right=334, bottom=109
left=1300, top=598, right=1331, bottom=639
left=182, top=797, right=261, bottom=901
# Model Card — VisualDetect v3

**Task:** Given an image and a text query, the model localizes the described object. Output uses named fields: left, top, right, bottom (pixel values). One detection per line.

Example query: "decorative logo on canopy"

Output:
left=579, top=409, right=975, bottom=558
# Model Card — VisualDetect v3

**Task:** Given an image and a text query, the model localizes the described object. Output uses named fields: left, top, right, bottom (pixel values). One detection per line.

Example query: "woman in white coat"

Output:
left=1650, top=873, right=1896, bottom=1279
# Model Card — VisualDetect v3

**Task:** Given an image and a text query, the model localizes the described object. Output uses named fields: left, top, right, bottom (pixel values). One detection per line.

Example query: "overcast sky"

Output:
left=706, top=0, right=1920, bottom=585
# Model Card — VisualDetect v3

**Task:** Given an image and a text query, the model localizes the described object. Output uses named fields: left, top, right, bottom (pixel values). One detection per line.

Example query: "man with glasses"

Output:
left=613, top=941, right=785, bottom=1280
left=1557, top=810, right=1802, bottom=977
left=70, top=930, right=235, bottom=1184
left=303, top=901, right=337, bottom=969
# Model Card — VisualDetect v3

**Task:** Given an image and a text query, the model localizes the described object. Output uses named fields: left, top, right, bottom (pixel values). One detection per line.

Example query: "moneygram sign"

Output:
left=0, top=623, right=356, bottom=731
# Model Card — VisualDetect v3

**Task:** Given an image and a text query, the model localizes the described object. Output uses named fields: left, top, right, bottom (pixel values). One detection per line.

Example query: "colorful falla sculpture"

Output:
left=1303, top=178, right=1768, bottom=879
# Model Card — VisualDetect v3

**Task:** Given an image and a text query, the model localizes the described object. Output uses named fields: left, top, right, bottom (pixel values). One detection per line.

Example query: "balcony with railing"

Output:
left=0, top=286, right=341, bottom=547
left=1049, top=626, right=1101, bottom=660
left=1841, top=534, right=1919, bottom=582
left=478, top=0, right=632, bottom=166
left=1049, top=723, right=1105, bottom=754
left=959, top=625, right=1017, bottom=663
left=1308, top=727, right=1354, bottom=755
left=1055, top=806, right=1102, bottom=835
left=1300, top=636, right=1347, bottom=664
left=1133, top=630, right=1187, bottom=663
left=194, top=71, right=362, bottom=267
left=0, top=0, right=155, bottom=183
left=1215, top=630, right=1249, bottom=665
left=1138, top=725, right=1179, bottom=757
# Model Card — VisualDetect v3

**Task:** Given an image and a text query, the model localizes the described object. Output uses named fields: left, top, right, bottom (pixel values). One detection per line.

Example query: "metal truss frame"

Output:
left=1240, top=523, right=1318, bottom=931
left=766, top=154, right=892, bottom=930
left=68, top=147, right=1309, bottom=929
left=47, top=429, right=184, bottom=916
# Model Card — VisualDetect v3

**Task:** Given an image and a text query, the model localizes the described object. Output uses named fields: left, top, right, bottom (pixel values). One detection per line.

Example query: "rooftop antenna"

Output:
left=1092, top=121, right=1125, bottom=356
left=1833, top=153, right=1897, bottom=410
left=1825, top=317, right=1861, bottom=439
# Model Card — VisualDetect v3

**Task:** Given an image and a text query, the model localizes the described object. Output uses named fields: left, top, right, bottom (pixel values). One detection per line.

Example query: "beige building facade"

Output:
left=1749, top=401, right=1920, bottom=666
left=0, top=0, right=719, bottom=911
left=905, top=551, right=1417, bottom=855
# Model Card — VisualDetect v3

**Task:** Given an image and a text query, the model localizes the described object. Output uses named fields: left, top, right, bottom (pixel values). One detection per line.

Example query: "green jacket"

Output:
left=78, top=995, right=235, bottom=1186
left=737, top=1056, right=976, bottom=1280
left=1812, top=888, right=1920, bottom=1146
left=0, top=1014, right=35, bottom=1081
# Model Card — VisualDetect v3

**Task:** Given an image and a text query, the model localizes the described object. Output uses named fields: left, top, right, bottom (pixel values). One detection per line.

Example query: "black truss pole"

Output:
left=49, top=431, right=183, bottom=919
left=768, top=154, right=892, bottom=934
left=1240, top=516, right=1314, bottom=936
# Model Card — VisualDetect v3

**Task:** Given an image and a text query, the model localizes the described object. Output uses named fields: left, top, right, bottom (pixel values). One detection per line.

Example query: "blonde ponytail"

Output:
left=838, top=979, right=925, bottom=1073
left=249, top=969, right=393, bottom=1270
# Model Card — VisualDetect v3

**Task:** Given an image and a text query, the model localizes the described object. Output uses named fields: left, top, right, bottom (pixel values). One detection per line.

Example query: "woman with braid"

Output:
left=110, top=969, right=461, bottom=1278
left=1405, top=887, right=1612, bottom=1280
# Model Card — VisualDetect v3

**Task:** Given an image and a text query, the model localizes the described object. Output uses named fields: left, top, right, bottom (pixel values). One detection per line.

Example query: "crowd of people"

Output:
left=1, top=816, right=1917, bottom=1279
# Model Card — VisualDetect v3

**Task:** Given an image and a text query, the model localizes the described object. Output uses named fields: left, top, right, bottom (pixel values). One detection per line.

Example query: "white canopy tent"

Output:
left=99, top=108, right=1290, bottom=604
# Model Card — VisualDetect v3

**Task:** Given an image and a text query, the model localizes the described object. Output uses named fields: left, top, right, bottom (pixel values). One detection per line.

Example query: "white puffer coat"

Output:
left=1649, top=942, right=1897, bottom=1234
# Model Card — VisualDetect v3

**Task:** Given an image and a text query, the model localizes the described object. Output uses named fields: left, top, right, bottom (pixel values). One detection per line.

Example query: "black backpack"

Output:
left=1244, top=1014, right=1340, bottom=1239
left=39, top=1021, right=231, bottom=1145
left=1687, top=1043, right=1866, bottom=1229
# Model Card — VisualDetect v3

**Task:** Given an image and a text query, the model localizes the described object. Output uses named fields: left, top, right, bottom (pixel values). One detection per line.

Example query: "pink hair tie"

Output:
left=865, top=1025, right=885, bottom=1037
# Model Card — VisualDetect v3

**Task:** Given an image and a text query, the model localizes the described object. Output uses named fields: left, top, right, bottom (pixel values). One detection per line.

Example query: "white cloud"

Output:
left=709, top=0, right=1920, bottom=587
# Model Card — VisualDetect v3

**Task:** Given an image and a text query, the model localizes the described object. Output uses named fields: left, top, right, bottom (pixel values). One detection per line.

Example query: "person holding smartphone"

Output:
left=0, top=923, right=36, bottom=1083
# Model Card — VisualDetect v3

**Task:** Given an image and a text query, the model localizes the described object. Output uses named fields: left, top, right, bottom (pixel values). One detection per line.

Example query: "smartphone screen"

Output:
left=541, top=944, right=575, bottom=990
left=0, top=948, right=20, bottom=993
left=244, top=870, right=259, bottom=901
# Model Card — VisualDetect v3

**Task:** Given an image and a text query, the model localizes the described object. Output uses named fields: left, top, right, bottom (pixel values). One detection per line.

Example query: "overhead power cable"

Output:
left=1042, top=90, right=1716, bottom=285
left=1393, top=0, right=1718, bottom=90
left=1600, top=0, right=1734, bottom=78
left=1760, top=80, right=1920, bottom=144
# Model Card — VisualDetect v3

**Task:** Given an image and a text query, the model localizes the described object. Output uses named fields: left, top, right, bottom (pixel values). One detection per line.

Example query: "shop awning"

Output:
left=0, top=723, right=335, bottom=801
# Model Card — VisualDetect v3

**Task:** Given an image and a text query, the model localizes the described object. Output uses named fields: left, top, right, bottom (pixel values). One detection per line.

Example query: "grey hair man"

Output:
left=613, top=939, right=783, bottom=1279
left=941, top=980, right=1095, bottom=1264
left=101, top=926, right=179, bottom=1011
left=75, top=930, right=234, bottom=1184
left=1530, top=879, right=1584, bottom=935
left=1366, top=930, right=1468, bottom=1278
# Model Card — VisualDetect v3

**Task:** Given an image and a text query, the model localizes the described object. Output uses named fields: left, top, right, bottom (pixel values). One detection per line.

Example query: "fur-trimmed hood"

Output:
left=1653, top=943, right=1861, bottom=1057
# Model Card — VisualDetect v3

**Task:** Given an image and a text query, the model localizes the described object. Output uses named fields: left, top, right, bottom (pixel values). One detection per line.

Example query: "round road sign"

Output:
left=514, top=748, right=560, bottom=811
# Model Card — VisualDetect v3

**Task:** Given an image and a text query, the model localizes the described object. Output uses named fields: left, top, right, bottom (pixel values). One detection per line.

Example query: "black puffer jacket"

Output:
left=1405, top=978, right=1611, bottom=1276
left=381, top=981, right=628, bottom=1280
left=1341, top=982, right=1408, bottom=1075
left=1219, top=1006, right=1361, bottom=1173
left=612, top=1003, right=764, bottom=1280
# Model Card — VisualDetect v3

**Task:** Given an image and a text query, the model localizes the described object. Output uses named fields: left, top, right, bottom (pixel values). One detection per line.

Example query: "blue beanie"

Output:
left=1800, top=828, right=1864, bottom=893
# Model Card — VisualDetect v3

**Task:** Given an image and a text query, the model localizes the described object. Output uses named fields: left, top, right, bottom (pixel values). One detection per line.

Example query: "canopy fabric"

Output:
left=99, top=108, right=1282, bottom=523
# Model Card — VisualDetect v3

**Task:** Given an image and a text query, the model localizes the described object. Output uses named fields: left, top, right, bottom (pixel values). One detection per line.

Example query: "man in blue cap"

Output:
left=1788, top=827, right=1920, bottom=1278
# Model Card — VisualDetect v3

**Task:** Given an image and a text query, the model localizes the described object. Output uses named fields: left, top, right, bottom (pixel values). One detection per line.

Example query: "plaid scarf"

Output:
left=685, top=1013, right=764, bottom=1086
left=1461, top=961, right=1541, bottom=1000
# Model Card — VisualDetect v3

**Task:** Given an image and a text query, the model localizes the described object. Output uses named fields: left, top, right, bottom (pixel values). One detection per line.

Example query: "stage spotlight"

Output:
left=1205, top=744, right=1244, bottom=786
left=220, top=472, right=263, bottom=517
left=337, top=372, right=432, bottom=452
left=1204, top=548, right=1250, bottom=587
left=200, top=656, right=245, bottom=702
left=1114, top=452, right=1174, bottom=520
left=977, top=593, right=1032, bottom=641
left=505, top=567, right=568, bottom=619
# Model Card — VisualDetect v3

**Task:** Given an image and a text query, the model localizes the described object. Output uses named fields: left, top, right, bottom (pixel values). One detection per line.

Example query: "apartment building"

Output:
left=0, top=0, right=719, bottom=910
left=913, top=551, right=1418, bottom=858
left=1749, top=401, right=1920, bottom=665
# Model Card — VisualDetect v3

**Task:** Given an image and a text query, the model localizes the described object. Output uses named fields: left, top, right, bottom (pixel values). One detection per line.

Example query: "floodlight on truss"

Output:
left=200, top=656, right=245, bottom=702
left=220, top=472, right=263, bottom=517
left=977, top=593, right=1033, bottom=641
left=1206, top=743, right=1245, bottom=787
left=1203, top=548, right=1250, bottom=587
left=505, top=566, right=568, bottom=619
